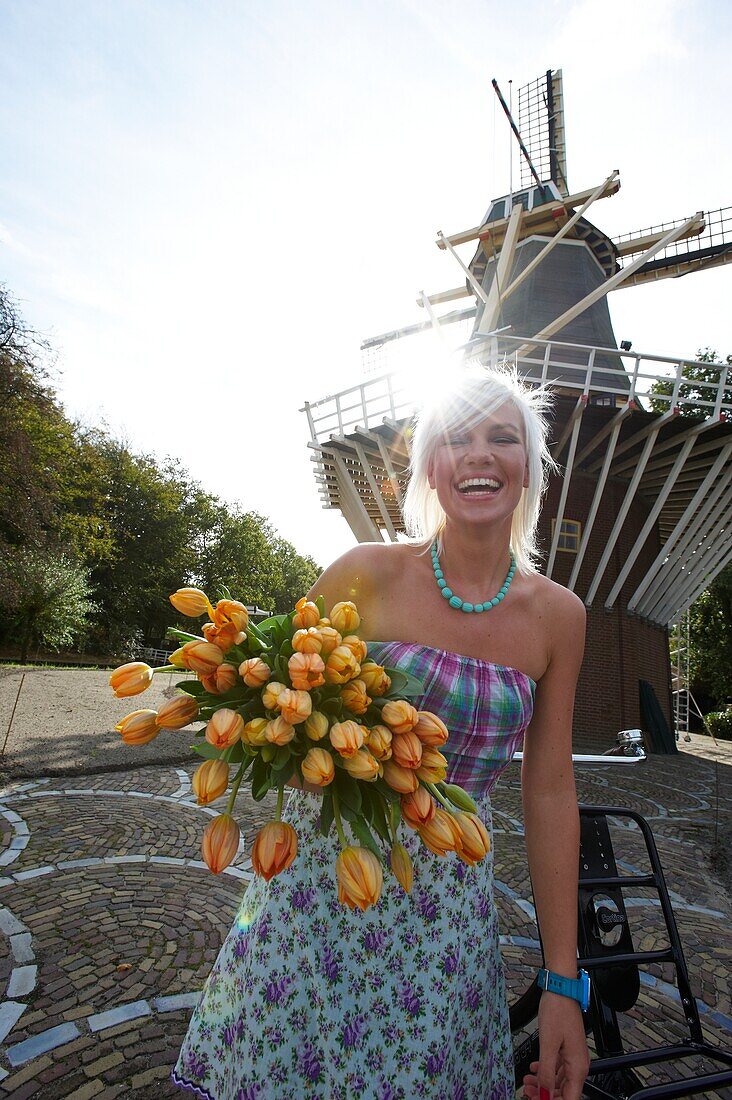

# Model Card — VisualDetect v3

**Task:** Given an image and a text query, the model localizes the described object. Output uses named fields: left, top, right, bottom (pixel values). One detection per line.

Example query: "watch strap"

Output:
left=537, top=968, right=590, bottom=1012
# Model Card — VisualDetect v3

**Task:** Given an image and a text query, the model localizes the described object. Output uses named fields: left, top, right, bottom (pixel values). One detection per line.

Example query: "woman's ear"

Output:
left=427, top=460, right=436, bottom=490
left=523, top=461, right=530, bottom=489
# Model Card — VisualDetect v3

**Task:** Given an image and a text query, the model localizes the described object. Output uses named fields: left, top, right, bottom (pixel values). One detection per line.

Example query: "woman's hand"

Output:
left=522, top=992, right=589, bottom=1099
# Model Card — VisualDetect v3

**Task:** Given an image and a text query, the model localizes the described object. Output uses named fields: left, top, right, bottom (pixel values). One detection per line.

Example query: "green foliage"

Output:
left=649, top=348, right=732, bottom=417
left=687, top=563, right=732, bottom=709
left=704, top=710, right=732, bottom=741
left=0, top=547, right=96, bottom=662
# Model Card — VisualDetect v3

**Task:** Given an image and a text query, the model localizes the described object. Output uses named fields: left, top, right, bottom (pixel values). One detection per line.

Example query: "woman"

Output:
left=174, top=367, right=589, bottom=1100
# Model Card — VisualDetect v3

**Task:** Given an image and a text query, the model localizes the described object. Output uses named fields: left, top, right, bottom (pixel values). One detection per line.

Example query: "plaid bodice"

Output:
left=367, top=641, right=535, bottom=797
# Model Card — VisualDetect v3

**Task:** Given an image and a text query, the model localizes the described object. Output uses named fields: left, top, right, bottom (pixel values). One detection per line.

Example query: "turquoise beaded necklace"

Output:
left=431, top=541, right=516, bottom=613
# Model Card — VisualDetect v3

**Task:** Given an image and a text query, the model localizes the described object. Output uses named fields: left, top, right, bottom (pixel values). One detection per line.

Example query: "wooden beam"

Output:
left=615, top=219, right=704, bottom=257
left=476, top=204, right=523, bottom=335
left=416, top=285, right=472, bottom=308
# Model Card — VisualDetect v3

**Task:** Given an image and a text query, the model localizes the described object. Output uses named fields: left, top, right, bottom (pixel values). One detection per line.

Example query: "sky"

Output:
left=1, top=0, right=731, bottom=569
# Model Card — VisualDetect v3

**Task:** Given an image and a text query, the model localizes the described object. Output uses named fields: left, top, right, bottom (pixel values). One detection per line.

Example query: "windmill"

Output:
left=302, top=69, right=732, bottom=751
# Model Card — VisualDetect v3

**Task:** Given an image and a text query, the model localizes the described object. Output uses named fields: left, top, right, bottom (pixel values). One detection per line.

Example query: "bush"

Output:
left=704, top=711, right=732, bottom=741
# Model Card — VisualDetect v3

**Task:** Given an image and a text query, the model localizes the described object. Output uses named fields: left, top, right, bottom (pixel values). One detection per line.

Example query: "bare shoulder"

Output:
left=521, top=572, right=586, bottom=663
left=307, top=541, right=418, bottom=610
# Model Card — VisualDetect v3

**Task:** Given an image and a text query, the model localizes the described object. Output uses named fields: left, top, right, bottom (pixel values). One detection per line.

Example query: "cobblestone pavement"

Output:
left=0, top=737, right=729, bottom=1098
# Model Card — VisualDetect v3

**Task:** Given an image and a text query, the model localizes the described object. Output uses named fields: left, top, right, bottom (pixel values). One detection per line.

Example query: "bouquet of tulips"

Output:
left=109, top=588, right=490, bottom=911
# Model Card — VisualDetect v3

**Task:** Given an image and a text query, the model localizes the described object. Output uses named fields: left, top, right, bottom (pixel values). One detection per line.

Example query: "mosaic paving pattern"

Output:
left=0, top=740, right=728, bottom=1098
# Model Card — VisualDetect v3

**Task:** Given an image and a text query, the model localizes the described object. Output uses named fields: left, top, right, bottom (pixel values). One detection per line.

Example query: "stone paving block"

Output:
left=0, top=999, right=26, bottom=1043
left=0, top=906, right=26, bottom=935
left=0, top=1055, right=54, bottom=1092
left=83, top=1050, right=125, bottom=1077
left=7, top=964, right=37, bottom=998
left=130, top=1064, right=173, bottom=1089
left=6, top=1020, right=81, bottom=1066
left=9, top=931, right=34, bottom=962
left=65, top=1081, right=105, bottom=1100
left=87, top=999, right=152, bottom=1032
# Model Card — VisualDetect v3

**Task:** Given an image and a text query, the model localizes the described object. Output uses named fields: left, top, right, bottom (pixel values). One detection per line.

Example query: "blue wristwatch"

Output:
left=537, top=968, right=591, bottom=1012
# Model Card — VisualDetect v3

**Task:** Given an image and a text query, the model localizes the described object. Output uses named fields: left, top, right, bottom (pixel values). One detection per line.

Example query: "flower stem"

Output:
left=331, top=786, right=348, bottom=849
left=225, top=764, right=246, bottom=815
left=275, top=785, right=285, bottom=820
left=426, top=781, right=454, bottom=812
left=152, top=665, right=176, bottom=675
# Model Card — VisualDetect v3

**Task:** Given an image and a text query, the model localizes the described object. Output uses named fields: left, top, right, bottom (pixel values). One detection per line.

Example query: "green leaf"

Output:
left=272, top=746, right=293, bottom=773
left=191, top=741, right=224, bottom=760
left=334, top=771, right=362, bottom=814
left=178, top=679, right=205, bottom=697
left=167, top=627, right=205, bottom=644
left=370, top=793, right=392, bottom=843
left=315, top=595, right=326, bottom=617
left=279, top=639, right=294, bottom=659
left=383, top=667, right=426, bottom=698
left=350, top=818, right=382, bottom=859
left=319, top=791, right=334, bottom=837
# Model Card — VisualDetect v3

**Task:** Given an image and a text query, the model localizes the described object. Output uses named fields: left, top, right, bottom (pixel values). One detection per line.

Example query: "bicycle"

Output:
left=508, top=730, right=732, bottom=1099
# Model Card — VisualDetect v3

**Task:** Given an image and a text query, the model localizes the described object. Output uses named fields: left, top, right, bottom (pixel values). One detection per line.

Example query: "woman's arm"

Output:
left=521, top=585, right=589, bottom=1100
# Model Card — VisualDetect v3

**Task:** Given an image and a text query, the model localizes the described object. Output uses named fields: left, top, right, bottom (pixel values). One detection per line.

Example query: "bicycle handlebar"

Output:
left=511, top=751, right=646, bottom=765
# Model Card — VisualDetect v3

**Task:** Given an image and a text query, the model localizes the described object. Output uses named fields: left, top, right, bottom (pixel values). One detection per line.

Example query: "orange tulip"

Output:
left=262, top=681, right=287, bottom=711
left=343, top=749, right=381, bottom=782
left=316, top=625, right=342, bottom=657
left=252, top=821, right=298, bottom=881
left=265, top=715, right=296, bottom=745
left=301, top=747, right=335, bottom=786
left=288, top=652, right=326, bottom=691
left=329, top=601, right=361, bottom=634
left=391, top=730, right=423, bottom=770
left=454, top=812, right=491, bottom=866
left=241, top=716, right=270, bottom=747
left=401, top=786, right=436, bottom=829
left=192, top=758, right=229, bottom=805
left=303, top=711, right=329, bottom=741
left=202, top=813, right=240, bottom=873
left=292, top=627, right=323, bottom=654
left=292, top=598, right=320, bottom=630
left=115, top=709, right=159, bottom=745
left=415, top=747, right=448, bottom=784
left=381, top=700, right=418, bottom=735
left=202, top=621, right=245, bottom=653
left=341, top=635, right=367, bottom=664
left=180, top=640, right=224, bottom=676
left=169, top=587, right=213, bottom=618
left=212, top=598, right=249, bottom=633
left=336, top=846, right=382, bottom=911
left=341, top=679, right=371, bottom=716
left=205, top=708, right=245, bottom=749
left=390, top=842, right=414, bottom=893
left=278, top=689, right=312, bottom=725
left=329, top=719, right=364, bottom=758
left=358, top=662, right=391, bottom=698
left=366, top=723, right=392, bottom=761
left=155, top=694, right=199, bottom=729
left=413, top=711, right=450, bottom=747
left=382, top=759, right=419, bottom=794
left=418, top=807, right=462, bottom=857
left=200, top=663, right=239, bottom=695
left=109, top=662, right=154, bottom=698
left=239, top=657, right=270, bottom=688
left=324, top=645, right=361, bottom=685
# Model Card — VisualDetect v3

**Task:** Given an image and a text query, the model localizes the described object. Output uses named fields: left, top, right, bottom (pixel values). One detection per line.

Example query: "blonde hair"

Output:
left=402, top=366, right=554, bottom=574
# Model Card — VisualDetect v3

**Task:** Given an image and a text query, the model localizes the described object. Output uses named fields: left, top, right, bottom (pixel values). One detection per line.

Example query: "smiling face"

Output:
left=427, top=402, right=529, bottom=531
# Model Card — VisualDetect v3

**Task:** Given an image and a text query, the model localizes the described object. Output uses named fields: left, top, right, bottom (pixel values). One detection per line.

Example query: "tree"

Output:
left=649, top=348, right=732, bottom=417
left=688, top=563, right=732, bottom=709
left=0, top=547, right=95, bottom=662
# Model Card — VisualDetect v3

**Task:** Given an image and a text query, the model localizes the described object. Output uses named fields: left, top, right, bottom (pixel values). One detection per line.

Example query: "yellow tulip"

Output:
left=180, top=640, right=224, bottom=676
left=415, top=747, right=448, bottom=784
left=192, top=758, right=229, bottom=805
left=358, top=662, right=391, bottom=698
left=418, top=807, right=462, bottom=857
left=401, top=786, right=436, bottom=829
left=390, top=842, right=413, bottom=893
left=301, top=747, right=335, bottom=786
left=382, top=759, right=419, bottom=794
left=241, top=716, right=270, bottom=747
left=200, top=663, right=239, bottom=695
left=155, top=694, right=199, bottom=730
left=341, top=679, right=371, bottom=716
left=292, top=627, right=323, bottom=654
left=381, top=700, right=419, bottom=735
left=262, top=681, right=287, bottom=711
left=304, top=711, right=329, bottom=741
left=252, top=821, right=298, bottom=881
left=329, top=719, right=364, bottom=759
left=109, top=662, right=154, bottom=699
left=278, top=689, right=312, bottom=726
left=292, top=598, right=320, bottom=630
left=168, top=647, right=187, bottom=669
left=391, top=730, right=423, bottom=770
left=205, top=708, right=245, bottom=748
left=366, top=723, right=392, bottom=761
left=342, top=749, right=381, bottom=782
left=329, top=601, right=361, bottom=634
left=413, top=710, right=450, bottom=747
left=288, top=652, right=326, bottom=691
left=341, top=635, right=367, bottom=664
left=212, top=598, right=249, bottom=633
left=115, top=709, right=159, bottom=745
left=324, top=645, right=361, bottom=685
left=265, top=716, right=296, bottom=745
left=454, top=812, right=491, bottom=866
left=335, top=846, right=382, bottom=911
left=169, top=587, right=213, bottom=618
left=239, top=657, right=270, bottom=688
left=316, top=625, right=342, bottom=657
left=202, top=813, right=240, bottom=873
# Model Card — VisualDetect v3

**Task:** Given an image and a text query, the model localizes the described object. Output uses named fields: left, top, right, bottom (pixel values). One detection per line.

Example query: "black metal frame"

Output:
left=511, top=805, right=732, bottom=1099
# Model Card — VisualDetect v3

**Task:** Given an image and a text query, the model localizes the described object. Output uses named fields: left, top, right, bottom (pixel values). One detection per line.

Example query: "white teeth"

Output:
left=458, top=477, right=501, bottom=491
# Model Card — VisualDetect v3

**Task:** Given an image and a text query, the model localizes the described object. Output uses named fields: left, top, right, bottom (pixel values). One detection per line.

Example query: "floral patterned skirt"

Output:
left=173, top=789, right=514, bottom=1100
